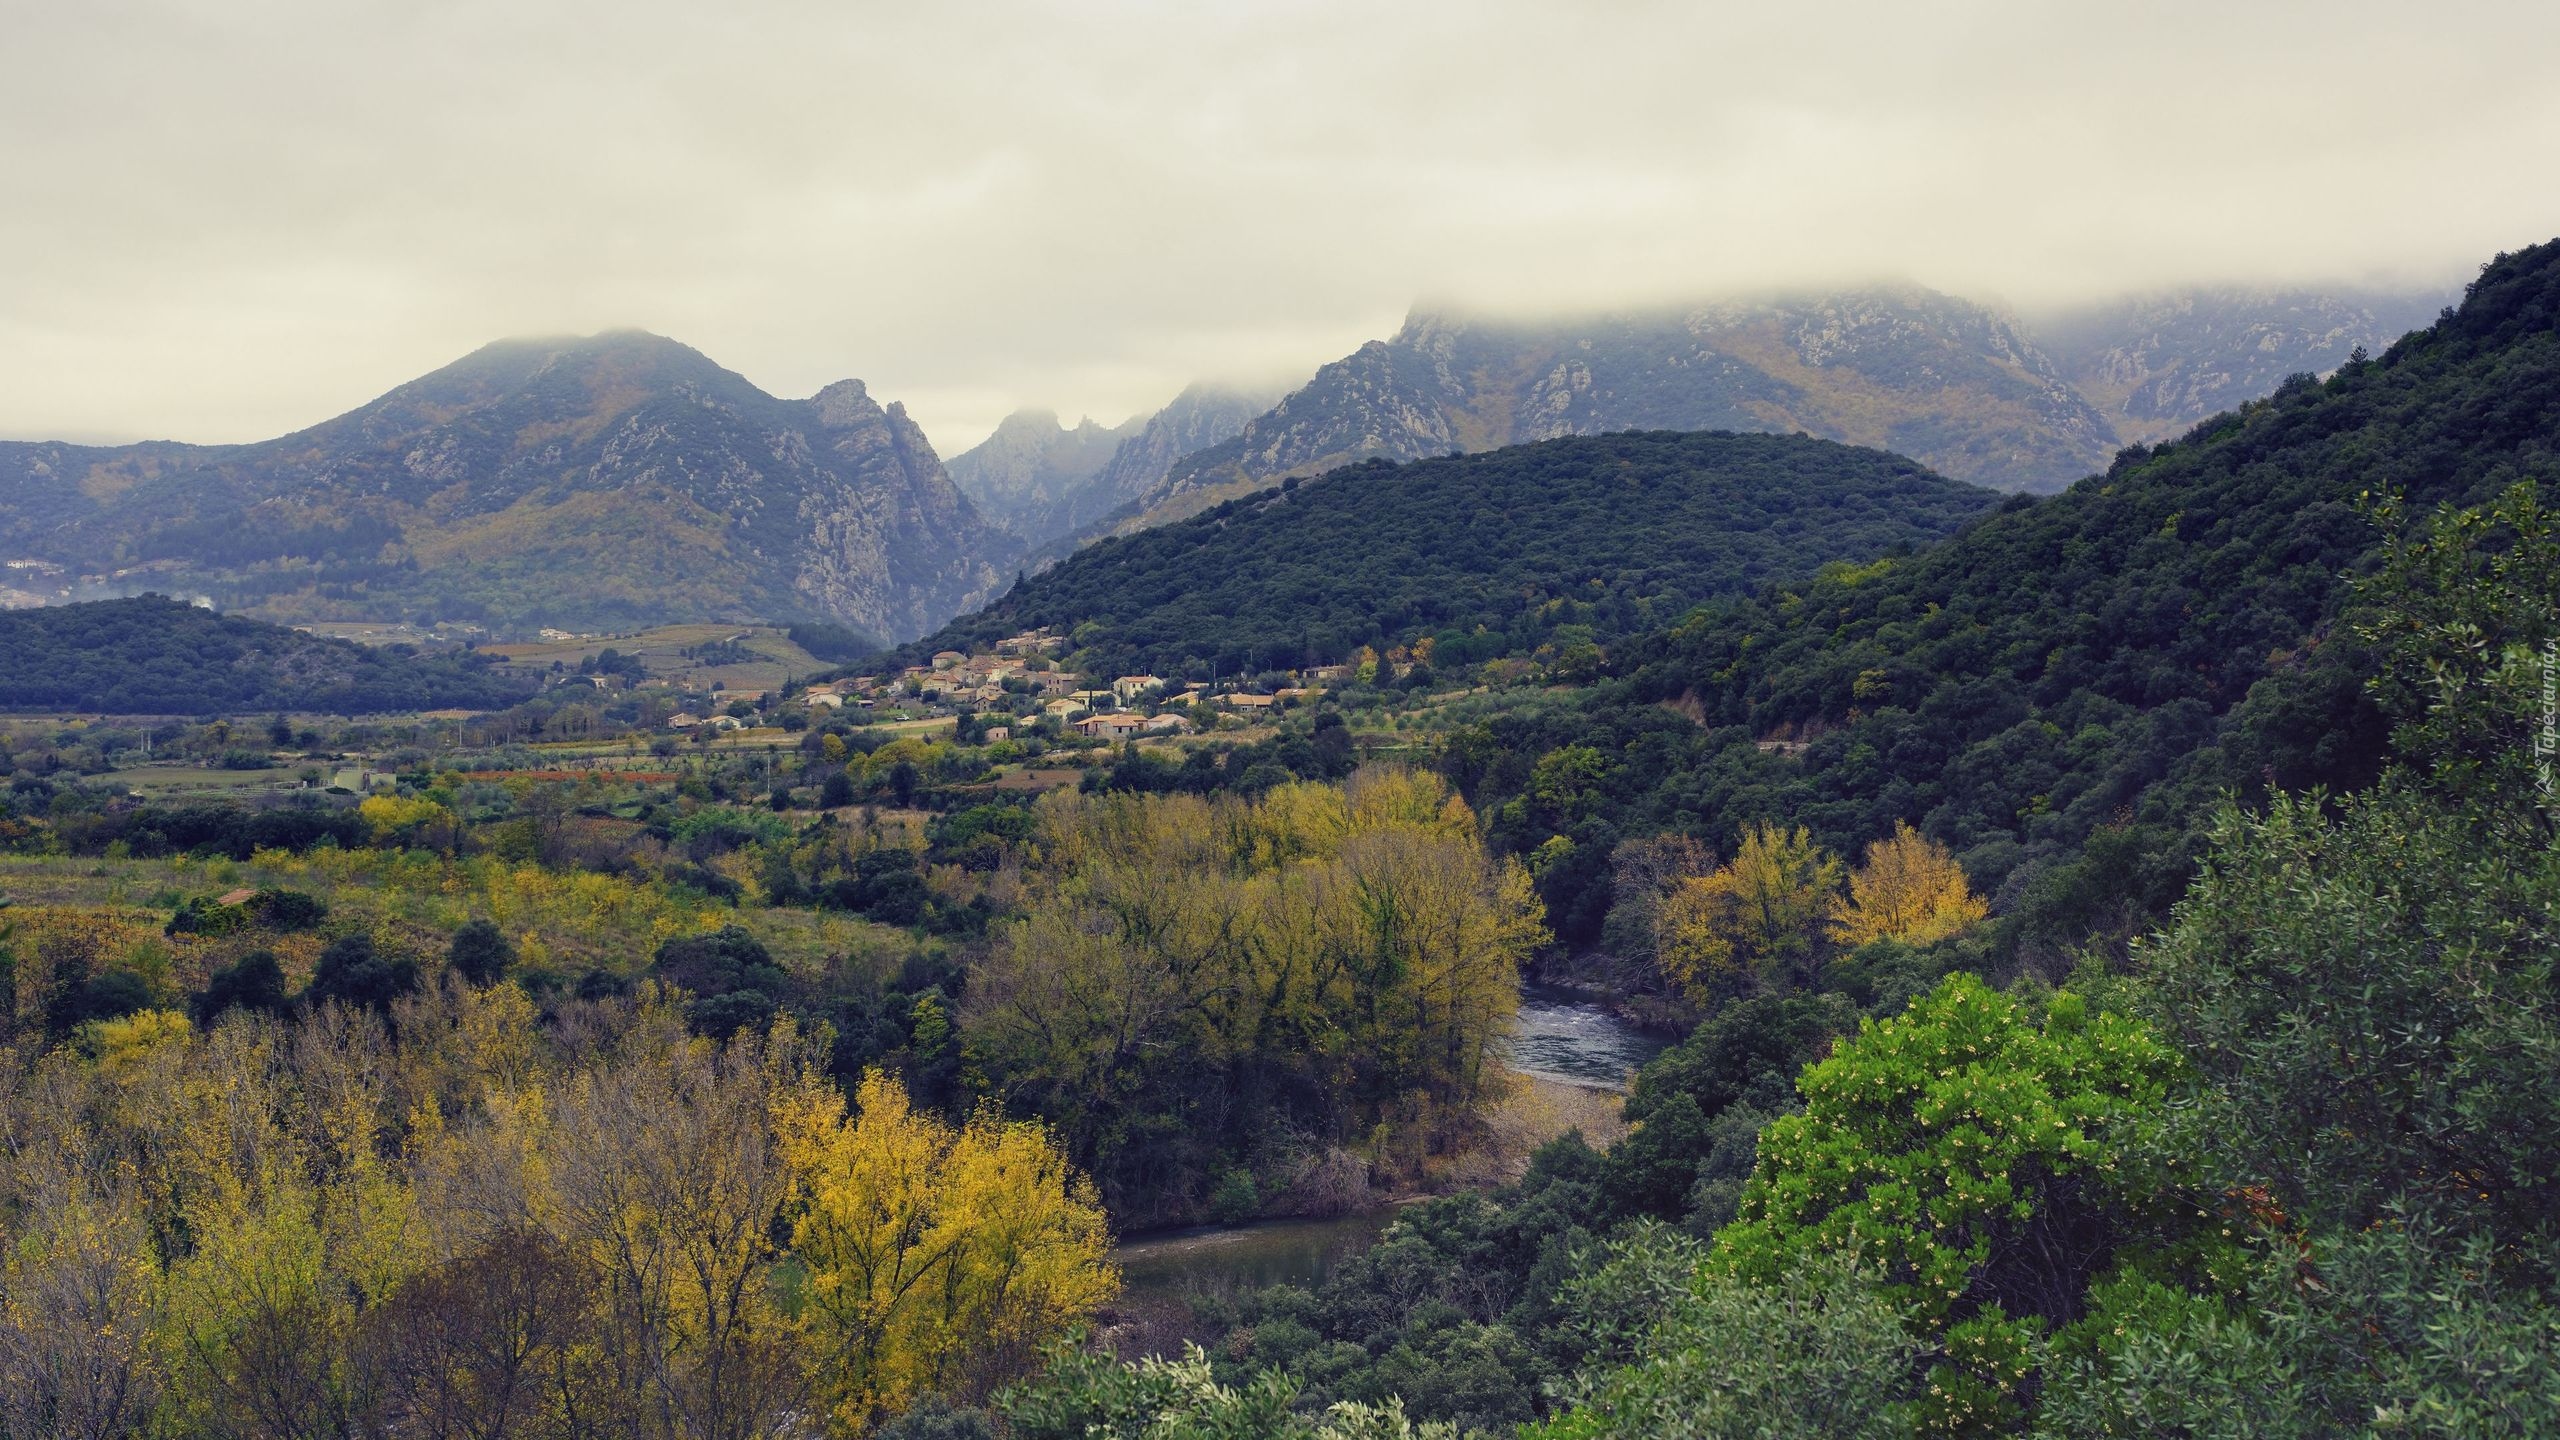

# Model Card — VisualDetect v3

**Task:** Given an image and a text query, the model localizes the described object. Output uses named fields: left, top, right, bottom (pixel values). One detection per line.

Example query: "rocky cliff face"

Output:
left=2033, top=287, right=2452, bottom=443
left=1082, top=384, right=1275, bottom=517
left=0, top=332, right=1019, bottom=640
left=1138, top=286, right=2124, bottom=521
left=946, top=385, right=1276, bottom=549
left=945, top=409, right=1140, bottom=546
left=1124, top=283, right=2453, bottom=528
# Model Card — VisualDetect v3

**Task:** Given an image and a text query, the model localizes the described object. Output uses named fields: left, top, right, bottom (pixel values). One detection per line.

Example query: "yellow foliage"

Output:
left=6, top=906, right=166, bottom=1013
left=358, top=792, right=452, bottom=844
left=975, top=768, right=1540, bottom=1176
left=1829, top=821, right=1988, bottom=948
left=0, top=977, right=1103, bottom=1436
left=776, top=1071, right=1115, bottom=1424
left=1657, top=822, right=1843, bottom=999
left=0, top=1182, right=163, bottom=1439
left=90, top=1008, right=191, bottom=1078
left=254, top=845, right=714, bottom=965
left=864, top=736, right=944, bottom=779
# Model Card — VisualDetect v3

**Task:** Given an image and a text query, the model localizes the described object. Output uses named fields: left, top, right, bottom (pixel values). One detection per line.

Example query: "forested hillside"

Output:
left=908, top=431, right=1995, bottom=678
left=0, top=596, right=532, bottom=714
left=1441, top=243, right=2560, bottom=953
left=0, top=244, right=2551, bottom=1440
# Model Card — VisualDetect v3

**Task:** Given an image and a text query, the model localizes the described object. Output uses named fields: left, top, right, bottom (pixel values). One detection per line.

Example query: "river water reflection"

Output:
left=1114, top=1208, right=1401, bottom=1300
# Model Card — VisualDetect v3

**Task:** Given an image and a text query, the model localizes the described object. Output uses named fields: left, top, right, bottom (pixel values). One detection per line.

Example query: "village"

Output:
left=610, top=627, right=1342, bottom=751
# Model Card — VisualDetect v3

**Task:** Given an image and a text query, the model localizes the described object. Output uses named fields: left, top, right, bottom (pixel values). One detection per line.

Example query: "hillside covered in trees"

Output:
left=0, top=596, right=533, bottom=714
left=908, top=431, right=1995, bottom=678
left=1442, top=241, right=2560, bottom=955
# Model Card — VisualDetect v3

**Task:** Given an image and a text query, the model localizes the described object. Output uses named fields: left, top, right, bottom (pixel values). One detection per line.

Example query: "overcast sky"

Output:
left=3, top=0, right=2554, bottom=454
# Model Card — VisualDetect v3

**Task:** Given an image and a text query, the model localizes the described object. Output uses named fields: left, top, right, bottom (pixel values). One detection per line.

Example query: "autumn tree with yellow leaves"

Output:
left=776, top=1071, right=1115, bottom=1428
left=1828, top=821, right=1987, bottom=949
left=1654, top=822, right=1988, bottom=1006
left=0, top=979, right=1112, bottom=1440
left=1656, top=823, right=1843, bottom=1000
left=964, top=767, right=1545, bottom=1223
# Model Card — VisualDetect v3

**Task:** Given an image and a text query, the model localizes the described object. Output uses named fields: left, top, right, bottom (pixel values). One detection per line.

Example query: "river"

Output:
left=1498, top=984, right=1671, bottom=1091
left=1112, top=988, right=1666, bottom=1301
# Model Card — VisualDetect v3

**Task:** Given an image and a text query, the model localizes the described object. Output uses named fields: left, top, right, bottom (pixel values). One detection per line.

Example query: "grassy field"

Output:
left=477, top=623, right=829, bottom=693
left=111, top=764, right=307, bottom=797
left=0, top=844, right=920, bottom=997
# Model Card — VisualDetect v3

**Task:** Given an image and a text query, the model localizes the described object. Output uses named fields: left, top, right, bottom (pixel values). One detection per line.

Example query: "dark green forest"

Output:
left=898, top=432, right=1995, bottom=678
left=1437, top=246, right=2555, bottom=955
left=0, top=596, right=532, bottom=714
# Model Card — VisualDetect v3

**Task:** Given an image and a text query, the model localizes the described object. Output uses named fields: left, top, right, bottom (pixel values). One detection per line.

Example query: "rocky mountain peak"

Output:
left=808, top=378, right=877, bottom=425
left=0, top=335, right=1019, bottom=640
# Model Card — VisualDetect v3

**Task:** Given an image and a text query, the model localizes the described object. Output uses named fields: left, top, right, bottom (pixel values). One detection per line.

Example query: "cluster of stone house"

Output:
left=993, top=629, right=1064, bottom=657
left=869, top=647, right=1053, bottom=707
left=657, top=623, right=1331, bottom=741
left=798, top=676, right=882, bottom=712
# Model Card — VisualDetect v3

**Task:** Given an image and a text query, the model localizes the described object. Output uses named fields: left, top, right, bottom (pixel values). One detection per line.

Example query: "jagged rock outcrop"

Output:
left=1137, top=286, right=2124, bottom=522
left=1122, top=283, right=2454, bottom=531
left=1081, top=384, right=1275, bottom=519
left=948, top=386, right=1276, bottom=549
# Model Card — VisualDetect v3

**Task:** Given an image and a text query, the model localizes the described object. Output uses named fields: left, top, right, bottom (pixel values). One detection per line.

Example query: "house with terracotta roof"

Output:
left=1074, top=712, right=1149, bottom=738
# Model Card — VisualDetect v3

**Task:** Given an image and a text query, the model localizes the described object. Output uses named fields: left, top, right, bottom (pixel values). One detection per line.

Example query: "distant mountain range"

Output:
left=943, top=410, right=1140, bottom=546
left=0, top=332, right=1019, bottom=641
left=1098, top=283, right=2450, bottom=532
left=0, top=284, right=2448, bottom=642
left=944, top=384, right=1275, bottom=549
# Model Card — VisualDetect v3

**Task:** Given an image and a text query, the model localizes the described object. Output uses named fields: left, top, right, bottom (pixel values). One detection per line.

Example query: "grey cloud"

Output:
left=1, top=0, right=2550, bottom=452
